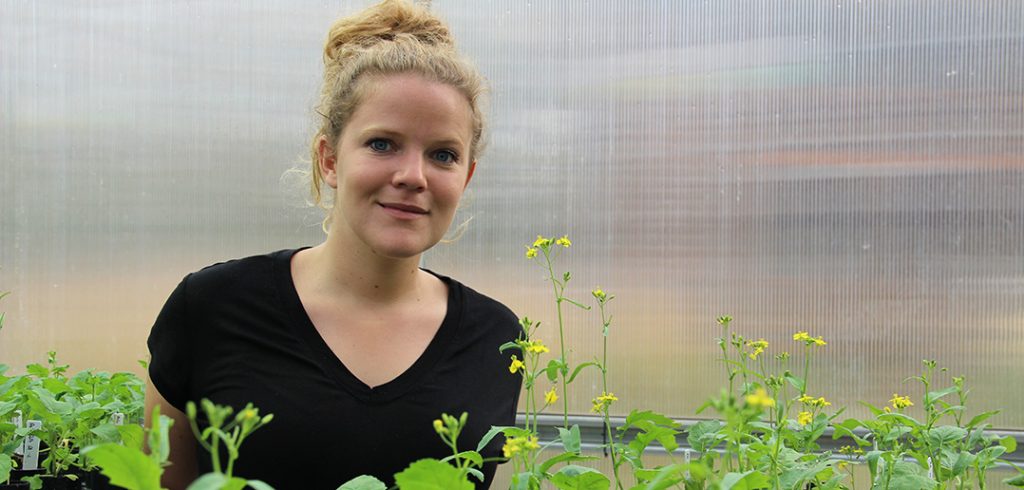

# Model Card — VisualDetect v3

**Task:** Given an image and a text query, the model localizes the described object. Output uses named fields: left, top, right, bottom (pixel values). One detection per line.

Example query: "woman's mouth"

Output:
left=379, top=202, right=428, bottom=218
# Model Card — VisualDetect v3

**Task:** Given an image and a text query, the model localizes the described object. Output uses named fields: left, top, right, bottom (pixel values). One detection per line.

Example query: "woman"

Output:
left=145, top=1, right=522, bottom=488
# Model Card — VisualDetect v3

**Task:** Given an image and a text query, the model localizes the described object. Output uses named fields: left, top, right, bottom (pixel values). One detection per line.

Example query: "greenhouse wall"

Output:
left=2, top=0, right=1022, bottom=438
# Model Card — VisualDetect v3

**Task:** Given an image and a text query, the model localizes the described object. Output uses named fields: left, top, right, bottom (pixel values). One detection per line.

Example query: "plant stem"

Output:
left=802, top=345, right=811, bottom=396
left=598, top=303, right=622, bottom=490
left=545, top=252, right=570, bottom=429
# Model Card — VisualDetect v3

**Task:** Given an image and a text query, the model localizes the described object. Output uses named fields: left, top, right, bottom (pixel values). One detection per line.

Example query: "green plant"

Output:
left=185, top=399, right=275, bottom=490
left=82, top=405, right=173, bottom=490
left=836, top=359, right=1020, bottom=490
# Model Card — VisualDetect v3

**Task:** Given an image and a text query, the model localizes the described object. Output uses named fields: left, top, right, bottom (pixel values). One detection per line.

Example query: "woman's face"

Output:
left=319, top=73, right=476, bottom=260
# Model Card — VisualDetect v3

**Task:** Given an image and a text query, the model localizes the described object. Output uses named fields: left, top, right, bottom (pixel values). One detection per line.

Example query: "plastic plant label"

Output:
left=12, top=411, right=22, bottom=456
left=111, top=412, right=125, bottom=426
left=22, top=420, right=42, bottom=471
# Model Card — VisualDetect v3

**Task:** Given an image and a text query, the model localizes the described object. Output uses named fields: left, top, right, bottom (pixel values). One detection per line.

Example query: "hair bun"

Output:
left=324, top=0, right=453, bottom=64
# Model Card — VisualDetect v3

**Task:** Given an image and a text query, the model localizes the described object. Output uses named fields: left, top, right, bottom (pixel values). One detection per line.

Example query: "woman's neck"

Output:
left=302, top=233, right=426, bottom=305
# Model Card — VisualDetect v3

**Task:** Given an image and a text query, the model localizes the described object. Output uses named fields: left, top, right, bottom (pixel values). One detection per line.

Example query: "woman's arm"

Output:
left=145, top=381, right=198, bottom=490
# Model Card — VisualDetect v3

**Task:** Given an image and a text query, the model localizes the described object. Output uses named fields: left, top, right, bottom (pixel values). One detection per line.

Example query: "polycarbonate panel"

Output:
left=2, top=1, right=1022, bottom=430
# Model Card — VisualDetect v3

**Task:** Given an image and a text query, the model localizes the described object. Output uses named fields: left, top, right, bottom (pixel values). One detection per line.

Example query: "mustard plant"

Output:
left=186, top=399, right=275, bottom=489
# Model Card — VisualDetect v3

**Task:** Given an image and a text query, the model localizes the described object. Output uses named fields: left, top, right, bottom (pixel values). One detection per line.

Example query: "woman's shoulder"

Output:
left=428, top=270, right=519, bottom=332
left=181, top=248, right=302, bottom=296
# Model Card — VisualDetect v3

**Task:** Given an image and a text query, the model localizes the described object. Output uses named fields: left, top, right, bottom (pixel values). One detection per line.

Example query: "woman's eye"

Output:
left=368, top=139, right=392, bottom=152
left=432, top=150, right=458, bottom=165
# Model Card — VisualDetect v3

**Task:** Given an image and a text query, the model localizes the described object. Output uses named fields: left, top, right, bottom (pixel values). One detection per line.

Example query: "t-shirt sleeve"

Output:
left=147, top=274, right=194, bottom=411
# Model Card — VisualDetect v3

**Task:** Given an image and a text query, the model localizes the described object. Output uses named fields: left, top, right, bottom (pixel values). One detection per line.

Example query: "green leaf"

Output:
left=567, top=362, right=599, bottom=384
left=924, top=386, right=959, bottom=406
left=883, top=462, right=937, bottom=489
left=1004, top=473, right=1024, bottom=487
left=558, top=425, right=582, bottom=454
left=877, top=412, right=922, bottom=428
left=188, top=472, right=228, bottom=490
left=625, top=410, right=679, bottom=430
left=546, top=359, right=564, bottom=382
left=686, top=420, right=723, bottom=453
left=498, top=341, right=521, bottom=354
left=25, top=364, right=48, bottom=378
left=635, top=464, right=706, bottom=489
left=965, top=410, right=1000, bottom=429
left=245, top=480, right=276, bottom=490
left=41, top=377, right=71, bottom=395
left=336, top=475, right=387, bottom=490
left=1001, top=435, right=1018, bottom=454
left=471, top=425, right=520, bottom=452
left=186, top=474, right=248, bottom=490
left=81, top=443, right=163, bottom=490
left=0, top=453, right=11, bottom=484
left=149, top=411, right=173, bottom=465
left=924, top=426, right=968, bottom=447
left=393, top=459, right=473, bottom=490
left=719, top=470, right=770, bottom=490
left=976, top=445, right=1007, bottom=468
left=549, top=465, right=610, bottom=490
left=951, top=451, right=974, bottom=477
left=539, top=452, right=597, bottom=474
left=118, top=424, right=145, bottom=451
left=509, top=472, right=534, bottom=490
left=785, top=374, right=805, bottom=394
left=222, top=477, right=250, bottom=490
left=866, top=450, right=883, bottom=482
left=90, top=423, right=122, bottom=443
left=440, top=451, right=483, bottom=468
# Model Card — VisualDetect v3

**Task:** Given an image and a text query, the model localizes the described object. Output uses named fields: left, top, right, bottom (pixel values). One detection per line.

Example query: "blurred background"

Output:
left=1, top=0, right=1022, bottom=436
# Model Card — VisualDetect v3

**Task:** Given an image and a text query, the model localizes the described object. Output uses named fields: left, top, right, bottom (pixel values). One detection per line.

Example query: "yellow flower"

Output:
left=839, top=445, right=865, bottom=456
left=591, top=392, right=618, bottom=413
left=545, top=387, right=558, bottom=405
left=525, top=247, right=538, bottom=259
left=532, top=235, right=551, bottom=248
left=502, top=440, right=520, bottom=458
left=502, top=435, right=540, bottom=458
left=798, top=394, right=831, bottom=408
left=524, top=340, right=549, bottom=354
left=555, top=235, right=571, bottom=248
left=889, top=393, right=914, bottom=410
left=798, top=411, right=813, bottom=426
left=747, top=339, right=769, bottom=360
left=744, top=388, right=775, bottom=409
left=592, top=288, right=606, bottom=301
left=508, top=355, right=525, bottom=374
left=433, top=419, right=447, bottom=435
left=793, top=331, right=826, bottom=347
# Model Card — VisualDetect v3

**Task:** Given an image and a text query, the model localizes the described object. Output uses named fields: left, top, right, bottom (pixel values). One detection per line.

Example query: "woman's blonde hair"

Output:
left=308, top=0, right=487, bottom=216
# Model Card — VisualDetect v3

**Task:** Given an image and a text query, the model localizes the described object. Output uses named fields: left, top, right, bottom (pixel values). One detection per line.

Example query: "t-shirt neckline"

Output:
left=273, top=248, right=462, bottom=403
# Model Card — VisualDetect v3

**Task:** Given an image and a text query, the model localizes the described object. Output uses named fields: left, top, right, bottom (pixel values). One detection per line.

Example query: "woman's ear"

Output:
left=464, top=160, right=476, bottom=188
left=317, top=136, right=338, bottom=189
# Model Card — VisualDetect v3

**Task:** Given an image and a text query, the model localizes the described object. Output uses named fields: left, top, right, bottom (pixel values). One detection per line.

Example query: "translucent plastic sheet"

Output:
left=2, top=1, right=1022, bottom=427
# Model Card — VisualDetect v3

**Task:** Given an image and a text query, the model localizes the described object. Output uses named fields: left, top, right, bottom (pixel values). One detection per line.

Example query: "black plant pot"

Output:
left=78, top=471, right=111, bottom=490
left=37, top=475, right=83, bottom=490
left=7, top=469, right=44, bottom=489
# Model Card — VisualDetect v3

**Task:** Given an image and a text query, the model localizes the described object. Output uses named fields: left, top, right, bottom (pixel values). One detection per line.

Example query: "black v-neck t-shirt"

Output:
left=148, top=249, right=522, bottom=489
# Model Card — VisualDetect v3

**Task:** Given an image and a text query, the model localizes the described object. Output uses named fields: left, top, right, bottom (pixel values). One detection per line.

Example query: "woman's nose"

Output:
left=392, top=152, right=427, bottom=190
